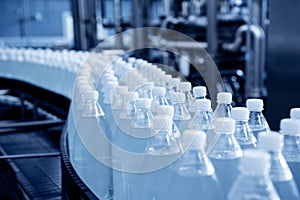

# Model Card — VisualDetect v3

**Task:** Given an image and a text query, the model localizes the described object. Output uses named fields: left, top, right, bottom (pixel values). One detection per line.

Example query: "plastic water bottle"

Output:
left=156, top=105, right=181, bottom=142
left=228, top=149, right=280, bottom=200
left=119, top=92, right=138, bottom=121
left=67, top=80, right=90, bottom=155
left=72, top=90, right=112, bottom=199
left=126, top=116, right=181, bottom=200
left=208, top=117, right=242, bottom=197
left=188, top=99, right=212, bottom=134
left=131, top=98, right=153, bottom=130
left=166, top=77, right=180, bottom=104
left=137, top=82, right=154, bottom=99
left=172, top=92, right=191, bottom=132
left=102, top=81, right=119, bottom=140
left=151, top=86, right=168, bottom=114
left=113, top=94, right=155, bottom=200
left=170, top=130, right=224, bottom=200
left=231, top=107, right=257, bottom=149
left=258, top=131, right=300, bottom=200
left=189, top=86, right=207, bottom=113
left=110, top=86, right=128, bottom=137
left=246, top=99, right=270, bottom=138
left=280, top=118, right=300, bottom=192
left=212, top=92, right=232, bottom=119
left=177, top=82, right=193, bottom=109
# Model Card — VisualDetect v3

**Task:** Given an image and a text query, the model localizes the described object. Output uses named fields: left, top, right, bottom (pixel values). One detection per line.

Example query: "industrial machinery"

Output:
left=72, top=0, right=269, bottom=106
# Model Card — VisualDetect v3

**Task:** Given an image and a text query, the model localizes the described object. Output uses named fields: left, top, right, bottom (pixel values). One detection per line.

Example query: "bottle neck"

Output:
left=175, top=148, right=216, bottom=177
left=82, top=99, right=104, bottom=117
left=173, top=101, right=191, bottom=120
left=214, top=103, right=232, bottom=118
left=146, top=127, right=180, bottom=155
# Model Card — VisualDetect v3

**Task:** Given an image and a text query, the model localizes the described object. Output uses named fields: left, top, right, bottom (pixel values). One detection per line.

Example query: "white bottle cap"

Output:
left=152, top=87, right=166, bottom=96
left=193, top=86, right=207, bottom=98
left=142, top=82, right=155, bottom=90
left=246, top=99, right=264, bottom=111
left=156, top=105, right=174, bottom=117
left=183, top=130, right=206, bottom=150
left=153, top=116, right=172, bottom=130
left=85, top=90, right=99, bottom=100
left=280, top=118, right=300, bottom=135
left=231, top=107, right=250, bottom=121
left=178, top=82, right=192, bottom=91
left=115, top=86, right=128, bottom=95
left=258, top=131, right=283, bottom=151
left=165, top=74, right=172, bottom=81
left=290, top=108, right=300, bottom=119
left=106, top=81, right=119, bottom=89
left=194, top=99, right=211, bottom=111
left=172, top=92, right=185, bottom=103
left=169, top=78, right=181, bottom=87
left=240, top=149, right=270, bottom=176
left=123, top=91, right=139, bottom=102
left=217, top=92, right=232, bottom=104
left=128, top=57, right=136, bottom=63
left=136, top=98, right=152, bottom=108
left=79, top=84, right=93, bottom=93
left=102, top=76, right=118, bottom=83
left=214, top=117, right=235, bottom=133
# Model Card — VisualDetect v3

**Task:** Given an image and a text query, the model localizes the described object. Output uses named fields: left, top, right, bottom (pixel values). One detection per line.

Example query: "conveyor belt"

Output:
left=0, top=130, right=62, bottom=199
left=0, top=78, right=70, bottom=199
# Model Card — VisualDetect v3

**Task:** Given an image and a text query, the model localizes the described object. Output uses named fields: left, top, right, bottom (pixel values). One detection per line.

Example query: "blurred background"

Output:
left=0, top=0, right=299, bottom=129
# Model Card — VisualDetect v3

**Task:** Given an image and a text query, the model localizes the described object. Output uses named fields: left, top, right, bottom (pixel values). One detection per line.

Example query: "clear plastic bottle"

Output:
left=208, top=117, right=242, bottom=197
left=131, top=98, right=153, bottom=130
left=258, top=131, right=300, bottom=200
left=188, top=99, right=212, bottom=134
left=189, top=86, right=207, bottom=113
left=67, top=80, right=91, bottom=157
left=246, top=98, right=270, bottom=138
left=166, top=77, right=180, bottom=104
left=280, top=118, right=300, bottom=192
left=72, top=90, right=112, bottom=200
left=231, top=107, right=257, bottom=150
left=113, top=96, right=154, bottom=200
left=228, top=149, right=280, bottom=200
left=102, top=81, right=119, bottom=140
left=156, top=105, right=181, bottom=142
left=172, top=92, right=191, bottom=132
left=126, top=116, right=181, bottom=200
left=110, top=86, right=129, bottom=137
left=112, top=86, right=128, bottom=115
left=137, top=82, right=154, bottom=99
left=151, top=86, right=169, bottom=114
left=170, top=130, right=224, bottom=200
left=177, top=82, right=193, bottom=109
left=212, top=92, right=232, bottom=119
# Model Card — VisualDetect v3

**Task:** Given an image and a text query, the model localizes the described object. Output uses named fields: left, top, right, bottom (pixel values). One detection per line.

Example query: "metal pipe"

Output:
left=0, top=152, right=60, bottom=160
left=114, top=0, right=123, bottom=48
left=223, top=24, right=265, bottom=98
left=206, top=0, right=218, bottom=56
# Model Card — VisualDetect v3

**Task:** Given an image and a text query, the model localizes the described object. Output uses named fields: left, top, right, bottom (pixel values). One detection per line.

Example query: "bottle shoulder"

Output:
left=208, top=134, right=242, bottom=159
left=228, top=175, right=280, bottom=200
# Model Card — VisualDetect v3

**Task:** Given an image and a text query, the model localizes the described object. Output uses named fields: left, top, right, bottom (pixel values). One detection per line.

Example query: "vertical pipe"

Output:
left=207, top=0, right=218, bottom=57
left=114, top=0, right=123, bottom=48
left=131, top=0, right=149, bottom=57
left=245, top=0, right=267, bottom=98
